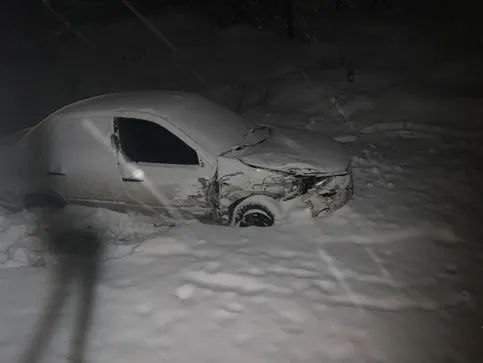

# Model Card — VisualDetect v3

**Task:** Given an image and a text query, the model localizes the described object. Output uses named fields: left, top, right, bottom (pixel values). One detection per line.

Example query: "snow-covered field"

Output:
left=1, top=6, right=483, bottom=363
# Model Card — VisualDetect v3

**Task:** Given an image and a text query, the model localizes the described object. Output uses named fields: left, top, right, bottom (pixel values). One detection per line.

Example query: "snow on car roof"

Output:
left=50, top=91, right=255, bottom=156
left=54, top=90, right=195, bottom=115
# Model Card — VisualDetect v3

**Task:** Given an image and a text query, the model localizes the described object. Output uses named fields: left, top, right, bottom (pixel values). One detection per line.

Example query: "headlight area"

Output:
left=235, top=161, right=353, bottom=217
left=299, top=172, right=353, bottom=216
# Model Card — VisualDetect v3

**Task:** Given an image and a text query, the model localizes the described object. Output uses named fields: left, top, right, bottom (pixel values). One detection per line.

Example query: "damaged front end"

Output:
left=210, top=157, right=353, bottom=224
left=240, top=163, right=354, bottom=217
left=297, top=171, right=353, bottom=216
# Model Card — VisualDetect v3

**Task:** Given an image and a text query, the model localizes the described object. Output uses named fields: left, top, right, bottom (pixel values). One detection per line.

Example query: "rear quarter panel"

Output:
left=0, top=124, right=49, bottom=209
left=45, top=115, right=125, bottom=205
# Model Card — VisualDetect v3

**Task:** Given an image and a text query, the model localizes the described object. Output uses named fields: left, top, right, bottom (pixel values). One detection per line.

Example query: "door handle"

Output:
left=122, top=177, right=143, bottom=182
left=121, top=168, right=144, bottom=183
left=47, top=171, right=66, bottom=176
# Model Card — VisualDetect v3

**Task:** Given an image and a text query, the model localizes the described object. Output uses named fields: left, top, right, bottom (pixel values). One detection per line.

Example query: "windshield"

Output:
left=173, top=98, right=269, bottom=156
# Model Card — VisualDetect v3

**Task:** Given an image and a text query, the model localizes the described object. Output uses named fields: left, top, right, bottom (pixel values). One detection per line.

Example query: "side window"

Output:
left=116, top=117, right=199, bottom=165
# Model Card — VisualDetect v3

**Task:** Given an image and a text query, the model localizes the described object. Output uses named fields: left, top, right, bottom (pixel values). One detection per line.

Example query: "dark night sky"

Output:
left=0, top=0, right=481, bottom=132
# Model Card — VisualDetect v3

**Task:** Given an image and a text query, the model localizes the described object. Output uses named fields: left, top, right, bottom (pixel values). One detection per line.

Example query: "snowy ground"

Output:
left=1, top=6, right=483, bottom=363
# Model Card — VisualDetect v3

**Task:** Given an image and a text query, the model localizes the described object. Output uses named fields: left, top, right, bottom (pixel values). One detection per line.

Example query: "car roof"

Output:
left=53, top=90, right=201, bottom=116
left=45, top=90, right=256, bottom=157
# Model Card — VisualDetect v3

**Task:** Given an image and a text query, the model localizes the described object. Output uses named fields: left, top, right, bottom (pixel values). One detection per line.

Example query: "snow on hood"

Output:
left=234, top=127, right=350, bottom=174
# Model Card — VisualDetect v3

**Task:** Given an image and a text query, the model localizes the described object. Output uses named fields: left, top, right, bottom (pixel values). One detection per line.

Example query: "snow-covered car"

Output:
left=0, top=91, right=352, bottom=227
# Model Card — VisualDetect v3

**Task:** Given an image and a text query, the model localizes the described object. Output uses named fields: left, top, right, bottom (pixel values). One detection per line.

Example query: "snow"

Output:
left=1, top=5, right=483, bottom=363
left=1, top=208, right=480, bottom=362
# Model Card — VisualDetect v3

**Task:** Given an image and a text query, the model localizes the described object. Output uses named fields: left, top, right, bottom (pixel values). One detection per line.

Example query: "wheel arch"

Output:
left=228, top=194, right=283, bottom=225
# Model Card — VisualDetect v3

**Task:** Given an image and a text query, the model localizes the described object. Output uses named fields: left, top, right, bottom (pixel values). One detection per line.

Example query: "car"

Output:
left=0, top=91, right=353, bottom=227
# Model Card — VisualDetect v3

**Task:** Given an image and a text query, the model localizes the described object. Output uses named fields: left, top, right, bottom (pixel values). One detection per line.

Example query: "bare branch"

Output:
left=119, top=0, right=177, bottom=53
left=41, top=0, right=92, bottom=46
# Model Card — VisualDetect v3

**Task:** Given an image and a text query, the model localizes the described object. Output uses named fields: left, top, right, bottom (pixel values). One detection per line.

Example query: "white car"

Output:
left=0, top=91, right=352, bottom=227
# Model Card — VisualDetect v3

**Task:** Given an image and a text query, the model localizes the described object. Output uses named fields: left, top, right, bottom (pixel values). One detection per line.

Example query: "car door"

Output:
left=112, top=113, right=214, bottom=219
left=46, top=115, right=126, bottom=209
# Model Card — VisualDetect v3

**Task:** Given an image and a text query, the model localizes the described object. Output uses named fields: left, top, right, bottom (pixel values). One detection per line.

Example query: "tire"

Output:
left=231, top=196, right=282, bottom=227
left=233, top=203, right=275, bottom=227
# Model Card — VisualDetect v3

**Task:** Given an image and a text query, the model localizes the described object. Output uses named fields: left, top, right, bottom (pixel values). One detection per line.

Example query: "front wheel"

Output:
left=234, top=203, right=275, bottom=227
left=231, top=196, right=282, bottom=227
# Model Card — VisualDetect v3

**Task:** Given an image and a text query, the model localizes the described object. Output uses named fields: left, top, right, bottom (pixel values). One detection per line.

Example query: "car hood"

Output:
left=234, top=127, right=350, bottom=175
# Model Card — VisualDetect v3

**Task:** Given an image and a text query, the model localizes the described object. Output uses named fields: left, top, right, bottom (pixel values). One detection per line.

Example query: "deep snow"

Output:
left=1, top=5, right=483, bottom=363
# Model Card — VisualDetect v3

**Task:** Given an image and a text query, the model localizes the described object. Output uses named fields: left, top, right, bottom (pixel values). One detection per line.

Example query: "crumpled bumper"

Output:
left=301, top=172, right=353, bottom=216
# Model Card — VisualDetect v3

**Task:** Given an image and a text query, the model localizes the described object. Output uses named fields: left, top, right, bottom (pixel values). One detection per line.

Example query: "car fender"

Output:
left=214, top=156, right=299, bottom=224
